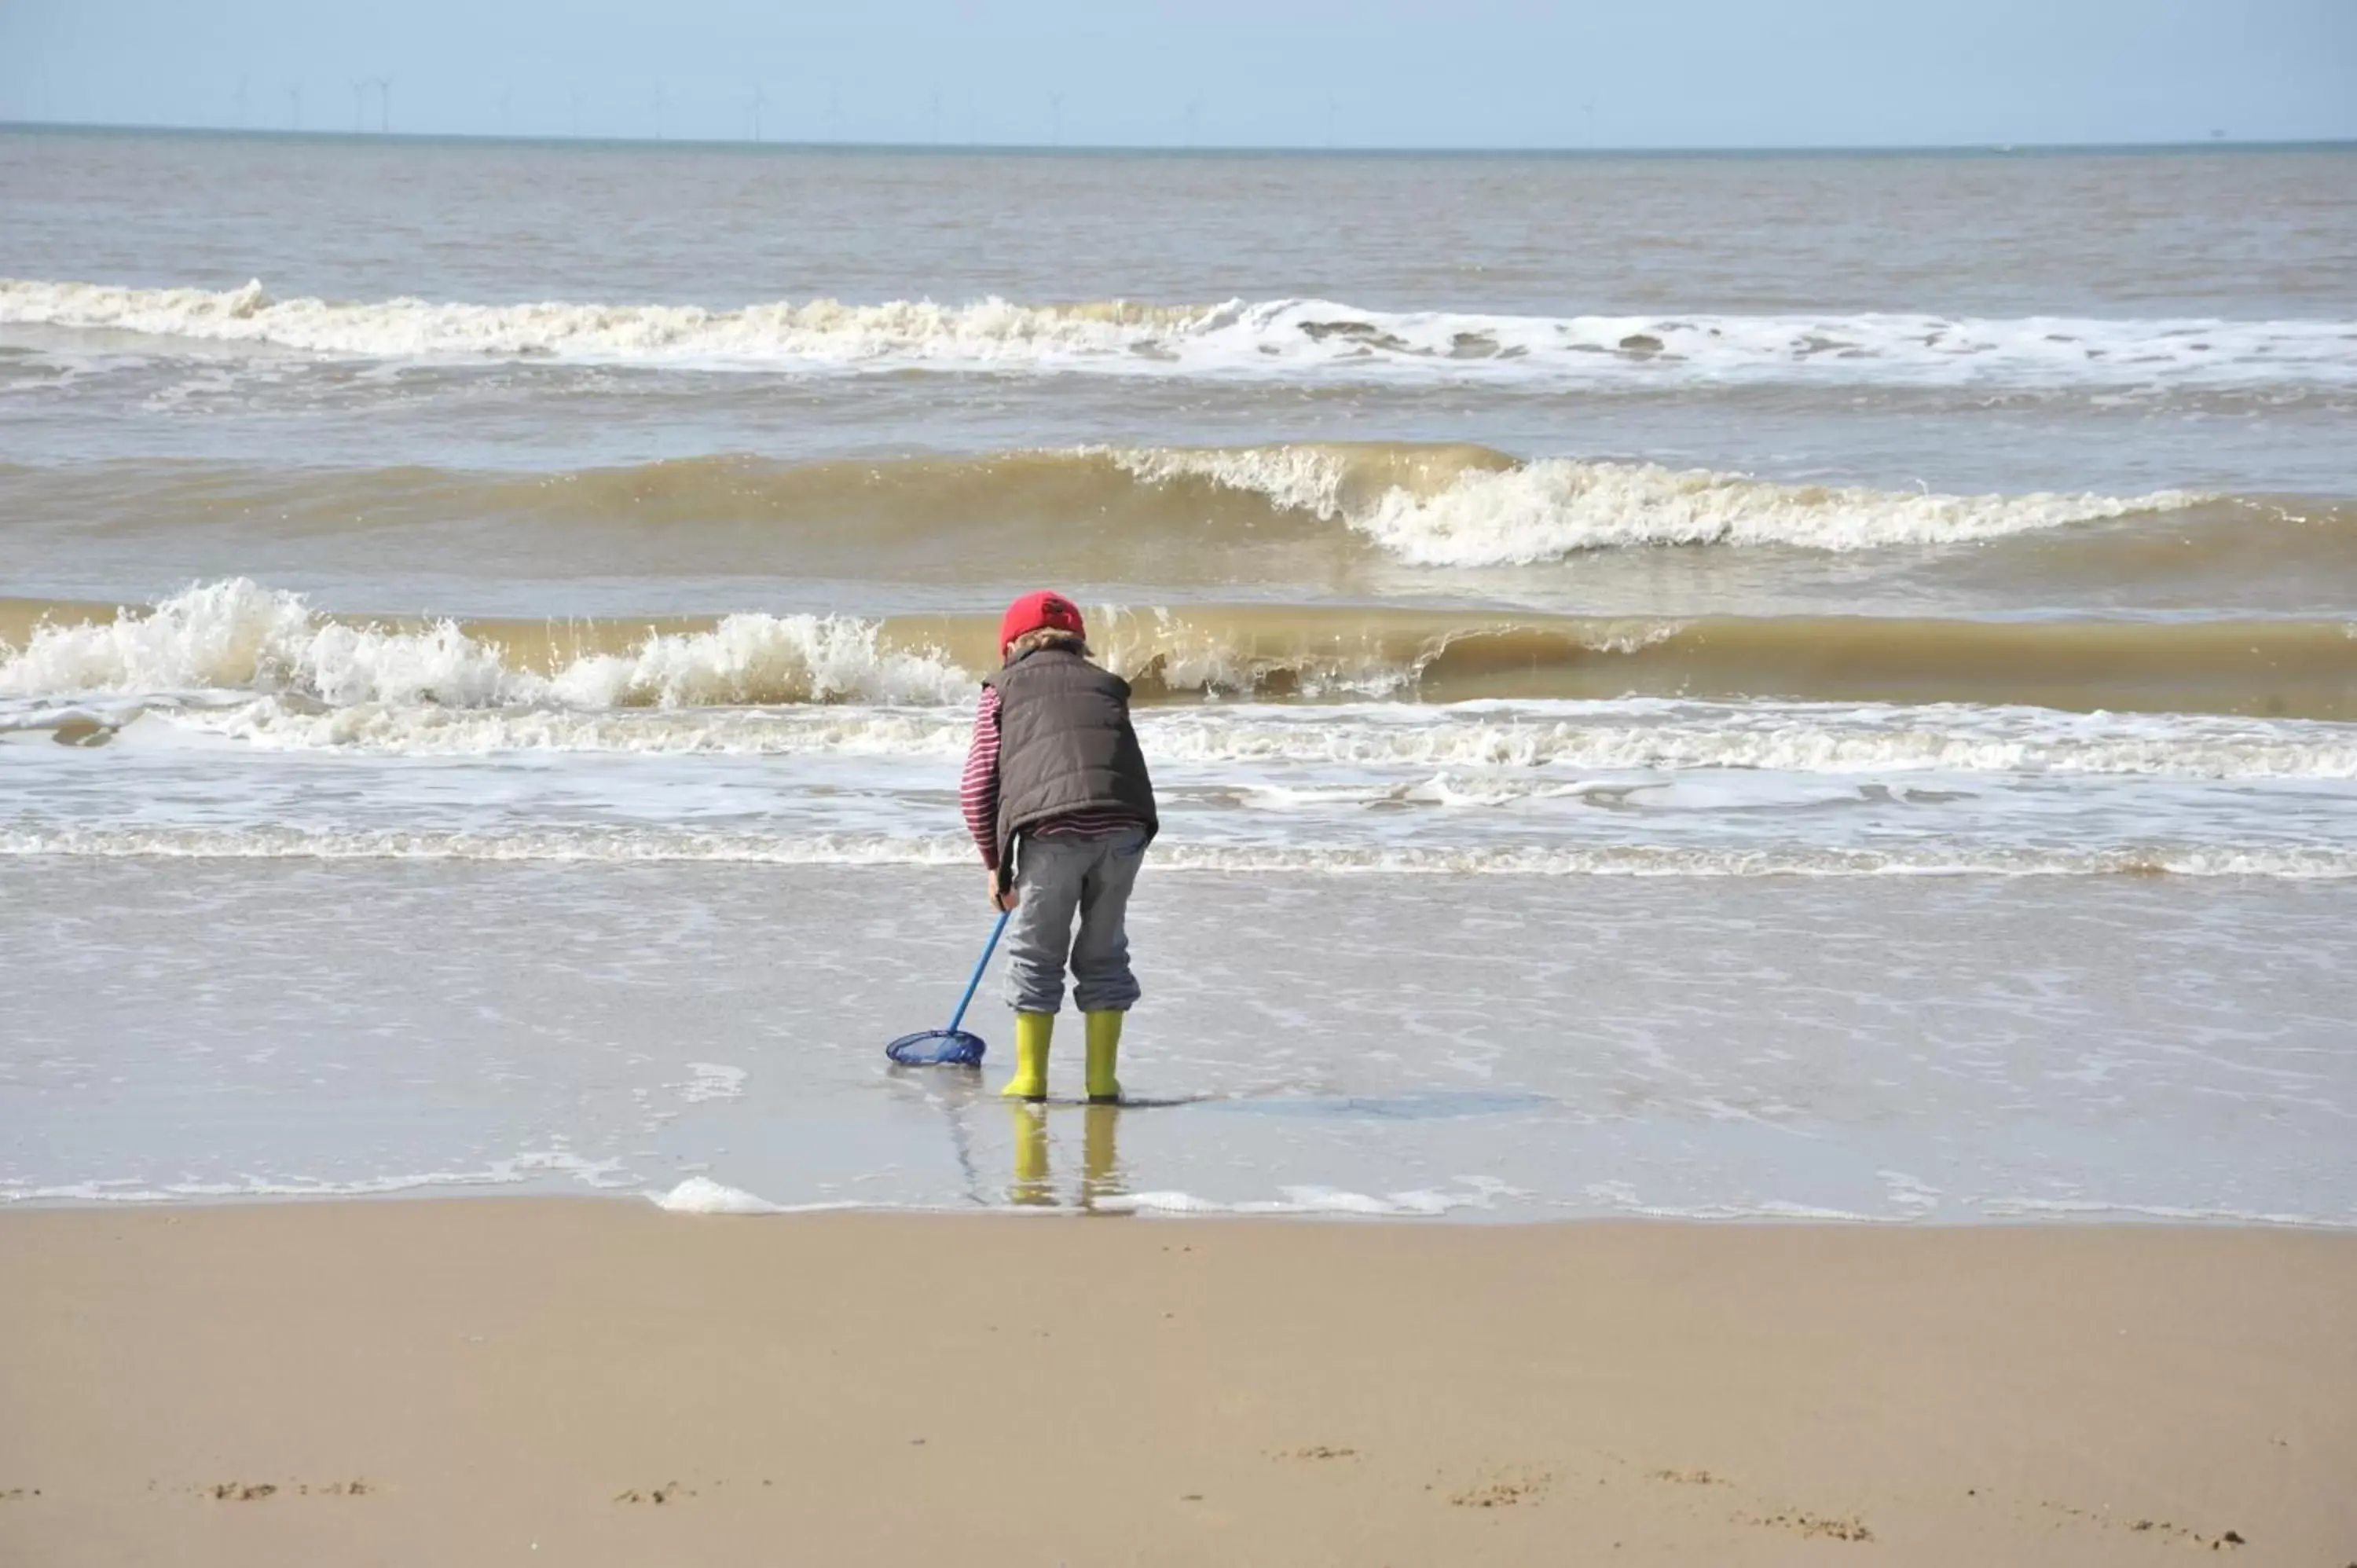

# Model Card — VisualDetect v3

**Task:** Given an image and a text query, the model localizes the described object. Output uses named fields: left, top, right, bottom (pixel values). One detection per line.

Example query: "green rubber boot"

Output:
left=1084, top=1009, right=1124, bottom=1105
left=1000, top=1012, right=1053, bottom=1101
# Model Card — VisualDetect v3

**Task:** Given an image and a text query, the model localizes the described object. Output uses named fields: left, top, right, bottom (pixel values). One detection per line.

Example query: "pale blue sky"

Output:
left=3, top=0, right=2352, bottom=148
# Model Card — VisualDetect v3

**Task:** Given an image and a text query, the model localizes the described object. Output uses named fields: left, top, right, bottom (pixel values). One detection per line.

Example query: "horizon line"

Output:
left=4, top=119, right=2352, bottom=159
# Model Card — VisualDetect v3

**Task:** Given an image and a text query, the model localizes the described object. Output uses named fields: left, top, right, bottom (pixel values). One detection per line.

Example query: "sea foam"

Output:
left=0, top=580, right=973, bottom=710
left=138, top=697, right=2357, bottom=782
left=7, top=277, right=2351, bottom=390
left=650, top=1177, right=784, bottom=1214
left=1111, top=447, right=2201, bottom=563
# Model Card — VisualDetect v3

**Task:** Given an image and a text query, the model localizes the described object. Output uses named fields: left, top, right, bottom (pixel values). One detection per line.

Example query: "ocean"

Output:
left=2, top=129, right=2352, bottom=1222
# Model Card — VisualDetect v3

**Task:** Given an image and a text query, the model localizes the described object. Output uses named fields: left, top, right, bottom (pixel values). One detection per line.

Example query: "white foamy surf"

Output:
left=1138, top=702, right=2357, bottom=782
left=1109, top=447, right=2202, bottom=562
left=649, top=1177, right=784, bottom=1214
left=0, top=579, right=975, bottom=709
left=20, top=676, right=2357, bottom=788
left=8, top=277, right=2352, bottom=390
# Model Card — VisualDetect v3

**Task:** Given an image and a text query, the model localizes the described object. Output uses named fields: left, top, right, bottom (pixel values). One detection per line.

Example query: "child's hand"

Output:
left=989, top=873, right=1020, bottom=913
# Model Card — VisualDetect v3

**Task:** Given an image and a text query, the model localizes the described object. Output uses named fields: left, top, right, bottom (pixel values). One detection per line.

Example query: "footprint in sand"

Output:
left=200, top=1479, right=373, bottom=1501
left=2046, top=1501, right=2246, bottom=1551
left=1743, top=1508, right=1874, bottom=1542
left=614, top=1482, right=695, bottom=1505
left=1637, top=1464, right=1866, bottom=1542
left=1446, top=1466, right=1552, bottom=1509
left=1649, top=1468, right=1727, bottom=1486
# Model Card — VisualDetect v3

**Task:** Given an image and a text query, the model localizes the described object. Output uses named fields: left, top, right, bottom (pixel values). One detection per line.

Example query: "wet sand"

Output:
left=1, top=1201, right=2351, bottom=1566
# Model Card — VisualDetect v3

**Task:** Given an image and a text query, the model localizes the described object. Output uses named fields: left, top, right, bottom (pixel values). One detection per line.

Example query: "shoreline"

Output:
left=3, top=1200, right=2350, bottom=1565
left=13, top=1185, right=2357, bottom=1231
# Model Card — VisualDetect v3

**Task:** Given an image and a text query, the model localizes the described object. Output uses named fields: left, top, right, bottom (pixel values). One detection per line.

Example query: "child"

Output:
left=960, top=591, right=1158, bottom=1104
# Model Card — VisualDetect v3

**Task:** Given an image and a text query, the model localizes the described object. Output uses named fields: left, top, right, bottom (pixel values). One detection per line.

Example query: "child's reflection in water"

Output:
left=1007, top=1103, right=1124, bottom=1209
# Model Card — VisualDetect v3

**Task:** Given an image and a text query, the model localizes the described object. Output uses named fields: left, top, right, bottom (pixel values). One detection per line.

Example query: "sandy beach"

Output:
left=2, top=1200, right=2351, bottom=1566
left=6, top=115, right=2356, bottom=1568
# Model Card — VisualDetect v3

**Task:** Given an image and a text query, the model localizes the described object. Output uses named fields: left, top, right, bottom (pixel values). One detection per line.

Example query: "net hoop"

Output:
left=886, top=1028, right=987, bottom=1067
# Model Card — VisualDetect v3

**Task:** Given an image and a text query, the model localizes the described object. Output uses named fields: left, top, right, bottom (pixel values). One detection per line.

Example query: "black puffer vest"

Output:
left=982, top=648, right=1159, bottom=872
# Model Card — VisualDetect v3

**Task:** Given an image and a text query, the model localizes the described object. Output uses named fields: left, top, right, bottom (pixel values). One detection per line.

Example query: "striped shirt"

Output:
left=960, top=683, right=1142, bottom=871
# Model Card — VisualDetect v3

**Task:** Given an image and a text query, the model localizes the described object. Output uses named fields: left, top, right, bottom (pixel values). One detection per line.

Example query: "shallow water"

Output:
left=4, top=862, right=2349, bottom=1224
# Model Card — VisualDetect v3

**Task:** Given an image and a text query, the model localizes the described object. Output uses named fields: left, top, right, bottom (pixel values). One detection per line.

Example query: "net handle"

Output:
left=946, top=907, right=1014, bottom=1035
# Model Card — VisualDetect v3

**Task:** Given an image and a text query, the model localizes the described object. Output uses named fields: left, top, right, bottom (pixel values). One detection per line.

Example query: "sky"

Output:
left=2, top=0, right=2352, bottom=149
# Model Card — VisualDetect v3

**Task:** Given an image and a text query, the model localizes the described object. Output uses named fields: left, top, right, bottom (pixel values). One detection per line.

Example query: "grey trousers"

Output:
left=1003, top=825, right=1149, bottom=1015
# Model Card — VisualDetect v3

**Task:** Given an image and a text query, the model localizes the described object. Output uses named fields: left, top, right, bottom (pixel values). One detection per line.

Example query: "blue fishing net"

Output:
left=886, top=1028, right=988, bottom=1068
left=884, top=908, right=1010, bottom=1068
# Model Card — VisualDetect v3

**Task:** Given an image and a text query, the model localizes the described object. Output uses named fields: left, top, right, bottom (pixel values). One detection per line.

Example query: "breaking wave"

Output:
left=0, top=578, right=974, bottom=709
left=0, top=443, right=2227, bottom=570
left=1102, top=445, right=2203, bottom=562
left=7, top=277, right=2353, bottom=389
left=5, top=582, right=2354, bottom=721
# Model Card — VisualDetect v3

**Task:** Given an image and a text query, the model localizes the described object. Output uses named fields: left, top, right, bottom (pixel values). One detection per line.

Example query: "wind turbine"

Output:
left=288, top=82, right=302, bottom=131
left=929, top=90, right=942, bottom=146
left=350, top=79, right=368, bottom=134
left=373, top=77, right=392, bottom=134
left=750, top=83, right=765, bottom=143
left=234, top=75, right=248, bottom=129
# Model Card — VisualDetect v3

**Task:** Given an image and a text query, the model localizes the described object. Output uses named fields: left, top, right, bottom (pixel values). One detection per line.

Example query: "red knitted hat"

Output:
left=999, top=590, right=1086, bottom=655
